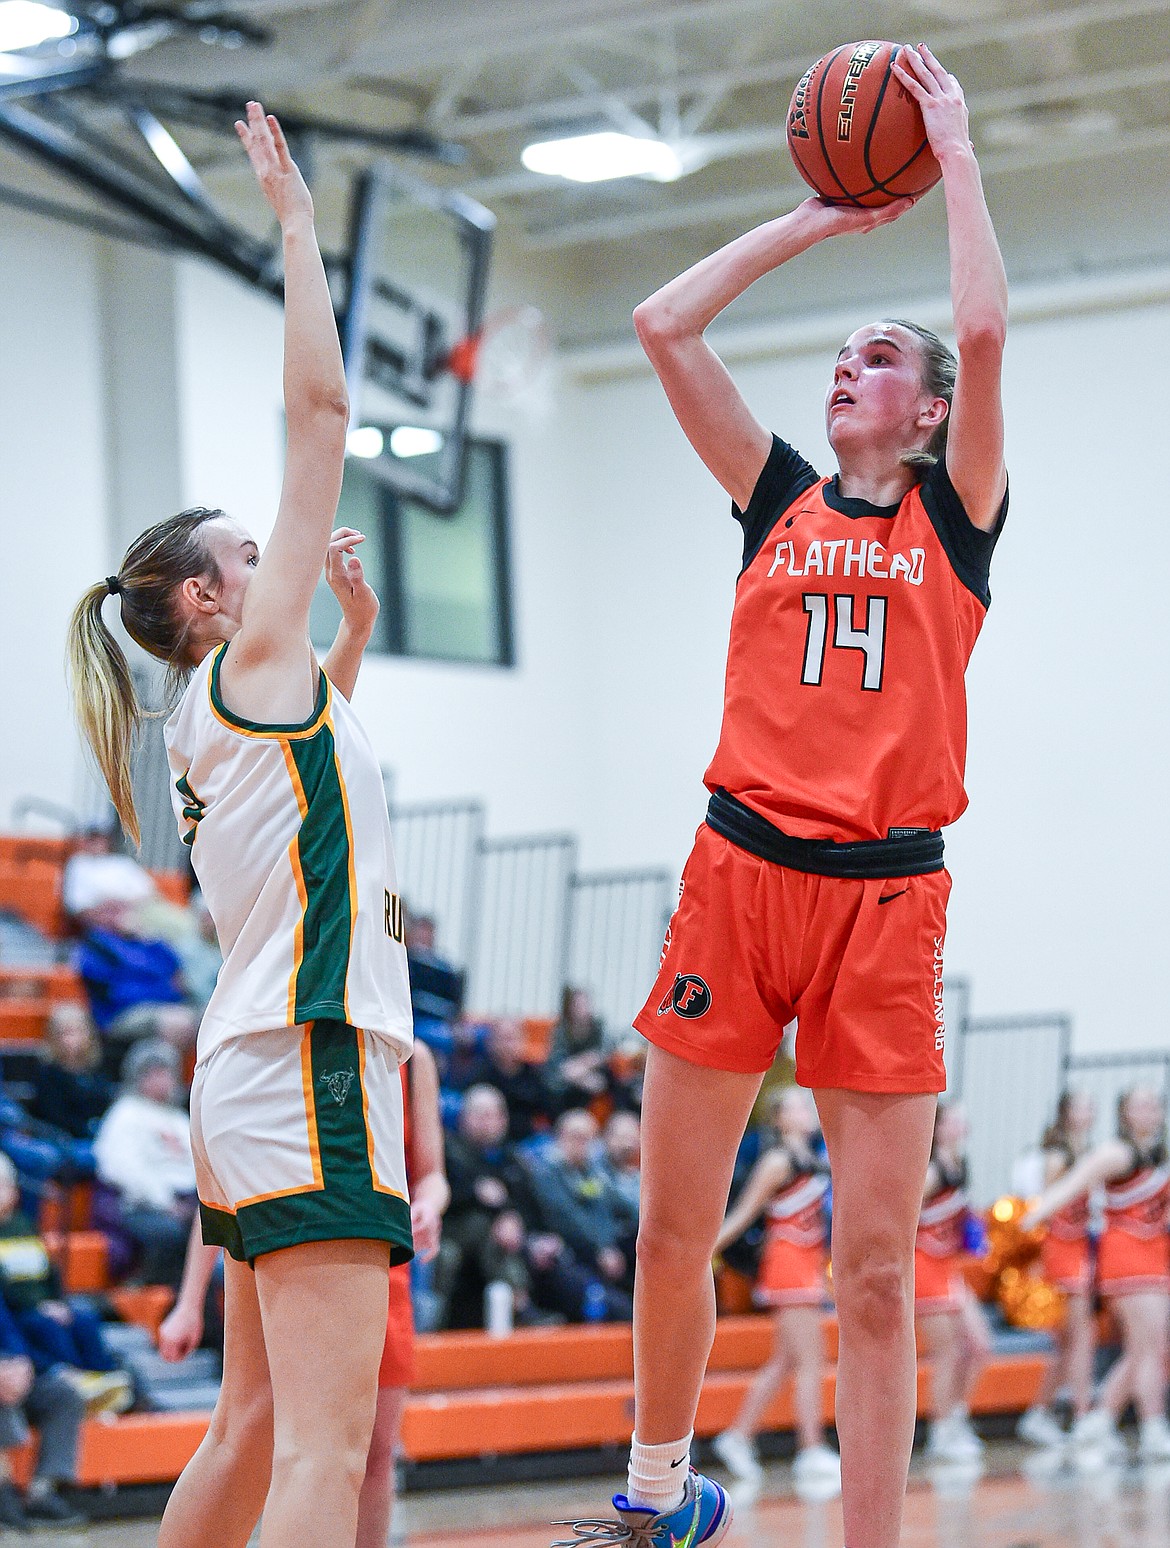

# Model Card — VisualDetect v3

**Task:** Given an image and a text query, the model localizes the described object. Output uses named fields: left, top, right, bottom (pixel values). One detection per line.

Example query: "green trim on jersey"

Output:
left=288, top=726, right=355, bottom=1023
left=200, top=1021, right=413, bottom=1267
left=208, top=643, right=329, bottom=736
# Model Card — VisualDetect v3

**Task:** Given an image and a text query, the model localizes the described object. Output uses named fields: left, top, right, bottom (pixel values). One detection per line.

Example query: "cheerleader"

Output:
left=1017, top=1091, right=1096, bottom=1447
left=915, top=1102, right=992, bottom=1463
left=1024, top=1088, right=1170, bottom=1459
left=711, top=1088, right=839, bottom=1492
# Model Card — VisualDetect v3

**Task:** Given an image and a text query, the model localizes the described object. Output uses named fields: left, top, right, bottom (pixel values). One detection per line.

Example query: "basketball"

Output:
left=787, top=40, right=941, bottom=207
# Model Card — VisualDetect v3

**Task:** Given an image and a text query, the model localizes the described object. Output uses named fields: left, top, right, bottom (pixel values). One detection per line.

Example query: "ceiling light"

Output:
left=522, top=131, right=683, bottom=184
left=346, top=426, right=384, bottom=459
left=389, top=426, right=442, bottom=458
left=0, top=2, right=76, bottom=53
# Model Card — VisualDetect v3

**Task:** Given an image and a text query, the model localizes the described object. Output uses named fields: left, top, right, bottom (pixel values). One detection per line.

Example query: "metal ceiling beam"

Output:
left=519, top=120, right=1170, bottom=250
left=463, top=53, right=1170, bottom=205
left=431, top=0, right=1170, bottom=141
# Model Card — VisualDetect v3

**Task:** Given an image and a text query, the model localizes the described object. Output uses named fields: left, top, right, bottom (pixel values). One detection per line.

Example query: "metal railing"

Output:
left=950, top=1011, right=1073, bottom=1204
left=389, top=799, right=485, bottom=967
left=1062, top=1049, right=1170, bottom=1144
left=467, top=832, right=577, bottom=1017
left=566, top=867, right=673, bottom=1040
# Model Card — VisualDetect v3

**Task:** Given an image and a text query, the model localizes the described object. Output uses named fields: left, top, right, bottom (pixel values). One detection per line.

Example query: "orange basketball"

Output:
left=787, top=41, right=941, bottom=208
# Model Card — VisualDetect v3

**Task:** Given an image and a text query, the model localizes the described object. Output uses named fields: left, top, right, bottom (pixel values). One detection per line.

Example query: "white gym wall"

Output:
left=3, top=208, right=1167, bottom=1055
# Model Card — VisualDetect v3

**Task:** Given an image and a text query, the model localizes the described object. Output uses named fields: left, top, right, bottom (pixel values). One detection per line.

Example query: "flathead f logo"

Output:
left=322, top=1069, right=355, bottom=1106
left=657, top=973, right=712, bottom=1020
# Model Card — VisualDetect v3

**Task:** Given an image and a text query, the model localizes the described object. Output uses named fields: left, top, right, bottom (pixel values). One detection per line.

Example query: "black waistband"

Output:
left=705, top=789, right=945, bottom=879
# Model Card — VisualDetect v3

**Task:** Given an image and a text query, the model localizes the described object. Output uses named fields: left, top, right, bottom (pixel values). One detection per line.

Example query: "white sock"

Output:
left=626, top=1432, right=692, bottom=1514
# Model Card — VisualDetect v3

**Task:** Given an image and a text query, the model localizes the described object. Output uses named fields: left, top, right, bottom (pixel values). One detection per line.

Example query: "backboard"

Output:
left=342, top=163, right=495, bottom=514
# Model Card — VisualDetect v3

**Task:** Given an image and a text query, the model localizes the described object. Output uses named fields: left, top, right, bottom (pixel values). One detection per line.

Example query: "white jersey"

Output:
left=164, top=646, right=413, bottom=1064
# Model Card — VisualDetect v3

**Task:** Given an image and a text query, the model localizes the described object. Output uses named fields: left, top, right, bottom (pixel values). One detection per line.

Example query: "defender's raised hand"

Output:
left=235, top=100, right=313, bottom=225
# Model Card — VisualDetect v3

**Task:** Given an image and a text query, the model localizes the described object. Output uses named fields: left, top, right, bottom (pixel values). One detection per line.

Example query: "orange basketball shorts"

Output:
left=914, top=1248, right=965, bottom=1312
left=634, top=824, right=950, bottom=1092
left=1097, top=1229, right=1170, bottom=1298
left=377, top=1262, right=417, bottom=1389
left=756, top=1237, right=829, bottom=1308
left=1040, top=1235, right=1091, bottom=1296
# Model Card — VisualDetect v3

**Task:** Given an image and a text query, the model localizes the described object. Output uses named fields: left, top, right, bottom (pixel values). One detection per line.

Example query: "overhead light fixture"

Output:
left=0, top=1, right=76, bottom=53
left=521, top=131, right=683, bottom=184
left=346, top=426, right=384, bottom=459
left=389, top=426, right=442, bottom=459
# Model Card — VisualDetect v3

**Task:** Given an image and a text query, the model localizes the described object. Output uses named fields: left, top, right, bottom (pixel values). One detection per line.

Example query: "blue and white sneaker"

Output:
left=553, top=1469, right=732, bottom=1546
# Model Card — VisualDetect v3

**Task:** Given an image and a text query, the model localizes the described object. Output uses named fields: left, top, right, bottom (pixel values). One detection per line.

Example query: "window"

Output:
left=309, top=437, right=515, bottom=667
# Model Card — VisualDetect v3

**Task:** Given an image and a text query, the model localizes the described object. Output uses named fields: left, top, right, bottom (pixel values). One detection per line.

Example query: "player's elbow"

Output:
left=955, top=314, right=1007, bottom=362
left=633, top=297, right=684, bottom=354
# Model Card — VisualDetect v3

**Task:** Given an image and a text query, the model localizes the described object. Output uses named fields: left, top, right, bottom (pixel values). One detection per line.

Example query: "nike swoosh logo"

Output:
left=669, top=1457, right=687, bottom=1468
left=877, top=888, right=909, bottom=906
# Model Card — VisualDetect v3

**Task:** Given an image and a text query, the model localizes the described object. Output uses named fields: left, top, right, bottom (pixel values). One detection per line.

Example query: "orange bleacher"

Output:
left=6, top=1311, right=1049, bottom=1488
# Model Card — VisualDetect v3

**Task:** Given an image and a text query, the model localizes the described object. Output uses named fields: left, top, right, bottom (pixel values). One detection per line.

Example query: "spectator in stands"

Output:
left=437, top=1085, right=536, bottom=1329
left=528, top=1109, right=635, bottom=1320
left=599, top=1110, right=641, bottom=1228
left=26, top=1002, right=114, bottom=1142
left=93, top=1040, right=196, bottom=1288
left=75, top=912, right=197, bottom=1080
left=548, top=987, right=608, bottom=1107
left=405, top=912, right=466, bottom=1068
left=453, top=1018, right=558, bottom=1143
left=0, top=1295, right=87, bottom=1527
left=0, top=1155, right=126, bottom=1399
left=61, top=820, right=156, bottom=931
left=172, top=891, right=222, bottom=1023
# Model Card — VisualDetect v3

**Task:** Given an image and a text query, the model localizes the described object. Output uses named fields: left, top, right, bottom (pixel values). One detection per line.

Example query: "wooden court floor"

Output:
left=19, top=1443, right=1170, bottom=1546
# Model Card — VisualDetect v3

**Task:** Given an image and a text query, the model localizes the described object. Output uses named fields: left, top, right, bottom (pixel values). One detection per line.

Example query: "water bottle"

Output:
left=484, top=1280, right=514, bottom=1337
left=582, top=1280, right=608, bottom=1323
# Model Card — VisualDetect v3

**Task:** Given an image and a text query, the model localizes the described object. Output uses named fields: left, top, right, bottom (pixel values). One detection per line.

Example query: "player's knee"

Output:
left=834, top=1248, right=911, bottom=1340
left=636, top=1210, right=713, bottom=1279
left=208, top=1383, right=274, bottom=1458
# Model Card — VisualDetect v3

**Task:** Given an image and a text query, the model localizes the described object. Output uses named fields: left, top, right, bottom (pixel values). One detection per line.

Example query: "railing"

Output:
left=950, top=1011, right=1073, bottom=1204
left=389, top=799, right=485, bottom=967
left=467, top=833, right=577, bottom=1017
left=1062, top=1049, right=1170, bottom=1144
left=566, top=868, right=673, bottom=1039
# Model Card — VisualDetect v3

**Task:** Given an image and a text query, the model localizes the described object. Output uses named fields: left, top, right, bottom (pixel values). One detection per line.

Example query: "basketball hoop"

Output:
left=444, top=304, right=552, bottom=405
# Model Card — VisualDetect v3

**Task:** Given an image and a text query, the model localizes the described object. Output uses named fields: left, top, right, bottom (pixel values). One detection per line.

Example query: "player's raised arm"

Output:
left=632, top=196, right=915, bottom=511
left=894, top=47, right=1008, bottom=532
left=220, top=102, right=349, bottom=716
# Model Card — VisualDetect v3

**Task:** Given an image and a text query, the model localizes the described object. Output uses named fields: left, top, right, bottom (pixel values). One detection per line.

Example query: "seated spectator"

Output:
left=0, top=1155, right=124, bottom=1393
left=75, top=915, right=196, bottom=1081
left=62, top=821, right=156, bottom=931
left=527, top=1109, right=635, bottom=1321
left=437, top=1085, right=537, bottom=1329
left=93, top=1040, right=196, bottom=1288
left=548, top=987, right=609, bottom=1106
left=452, top=1019, right=558, bottom=1143
left=599, top=1110, right=641, bottom=1228
left=0, top=1301, right=87, bottom=1528
left=171, top=892, right=221, bottom=1024
left=26, top=1003, right=114, bottom=1142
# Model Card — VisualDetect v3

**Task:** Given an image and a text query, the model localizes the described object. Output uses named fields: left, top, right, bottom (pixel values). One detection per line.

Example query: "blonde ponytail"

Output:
left=65, top=506, right=226, bottom=849
left=66, top=582, right=144, bottom=848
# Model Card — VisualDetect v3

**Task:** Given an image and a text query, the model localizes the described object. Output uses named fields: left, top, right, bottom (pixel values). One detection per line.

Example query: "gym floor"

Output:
left=19, top=1442, right=1170, bottom=1546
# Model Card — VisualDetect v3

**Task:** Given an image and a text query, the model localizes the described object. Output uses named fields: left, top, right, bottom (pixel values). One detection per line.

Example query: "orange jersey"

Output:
left=704, top=438, right=1005, bottom=843
left=1103, top=1153, right=1170, bottom=1242
left=764, top=1161, right=829, bottom=1251
left=917, top=1163, right=968, bottom=1260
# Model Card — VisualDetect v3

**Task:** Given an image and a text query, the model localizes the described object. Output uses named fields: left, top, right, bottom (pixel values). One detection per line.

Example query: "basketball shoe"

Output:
left=552, top=1469, right=732, bottom=1546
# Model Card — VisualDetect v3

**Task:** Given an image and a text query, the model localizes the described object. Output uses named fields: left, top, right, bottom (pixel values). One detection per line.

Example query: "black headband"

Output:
left=105, top=575, right=122, bottom=597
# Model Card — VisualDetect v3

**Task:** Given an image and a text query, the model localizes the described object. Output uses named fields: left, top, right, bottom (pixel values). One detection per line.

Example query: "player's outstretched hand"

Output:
left=325, top=527, right=380, bottom=637
left=799, top=193, right=918, bottom=241
left=235, top=99, right=314, bottom=226
left=892, top=45, right=972, bottom=163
